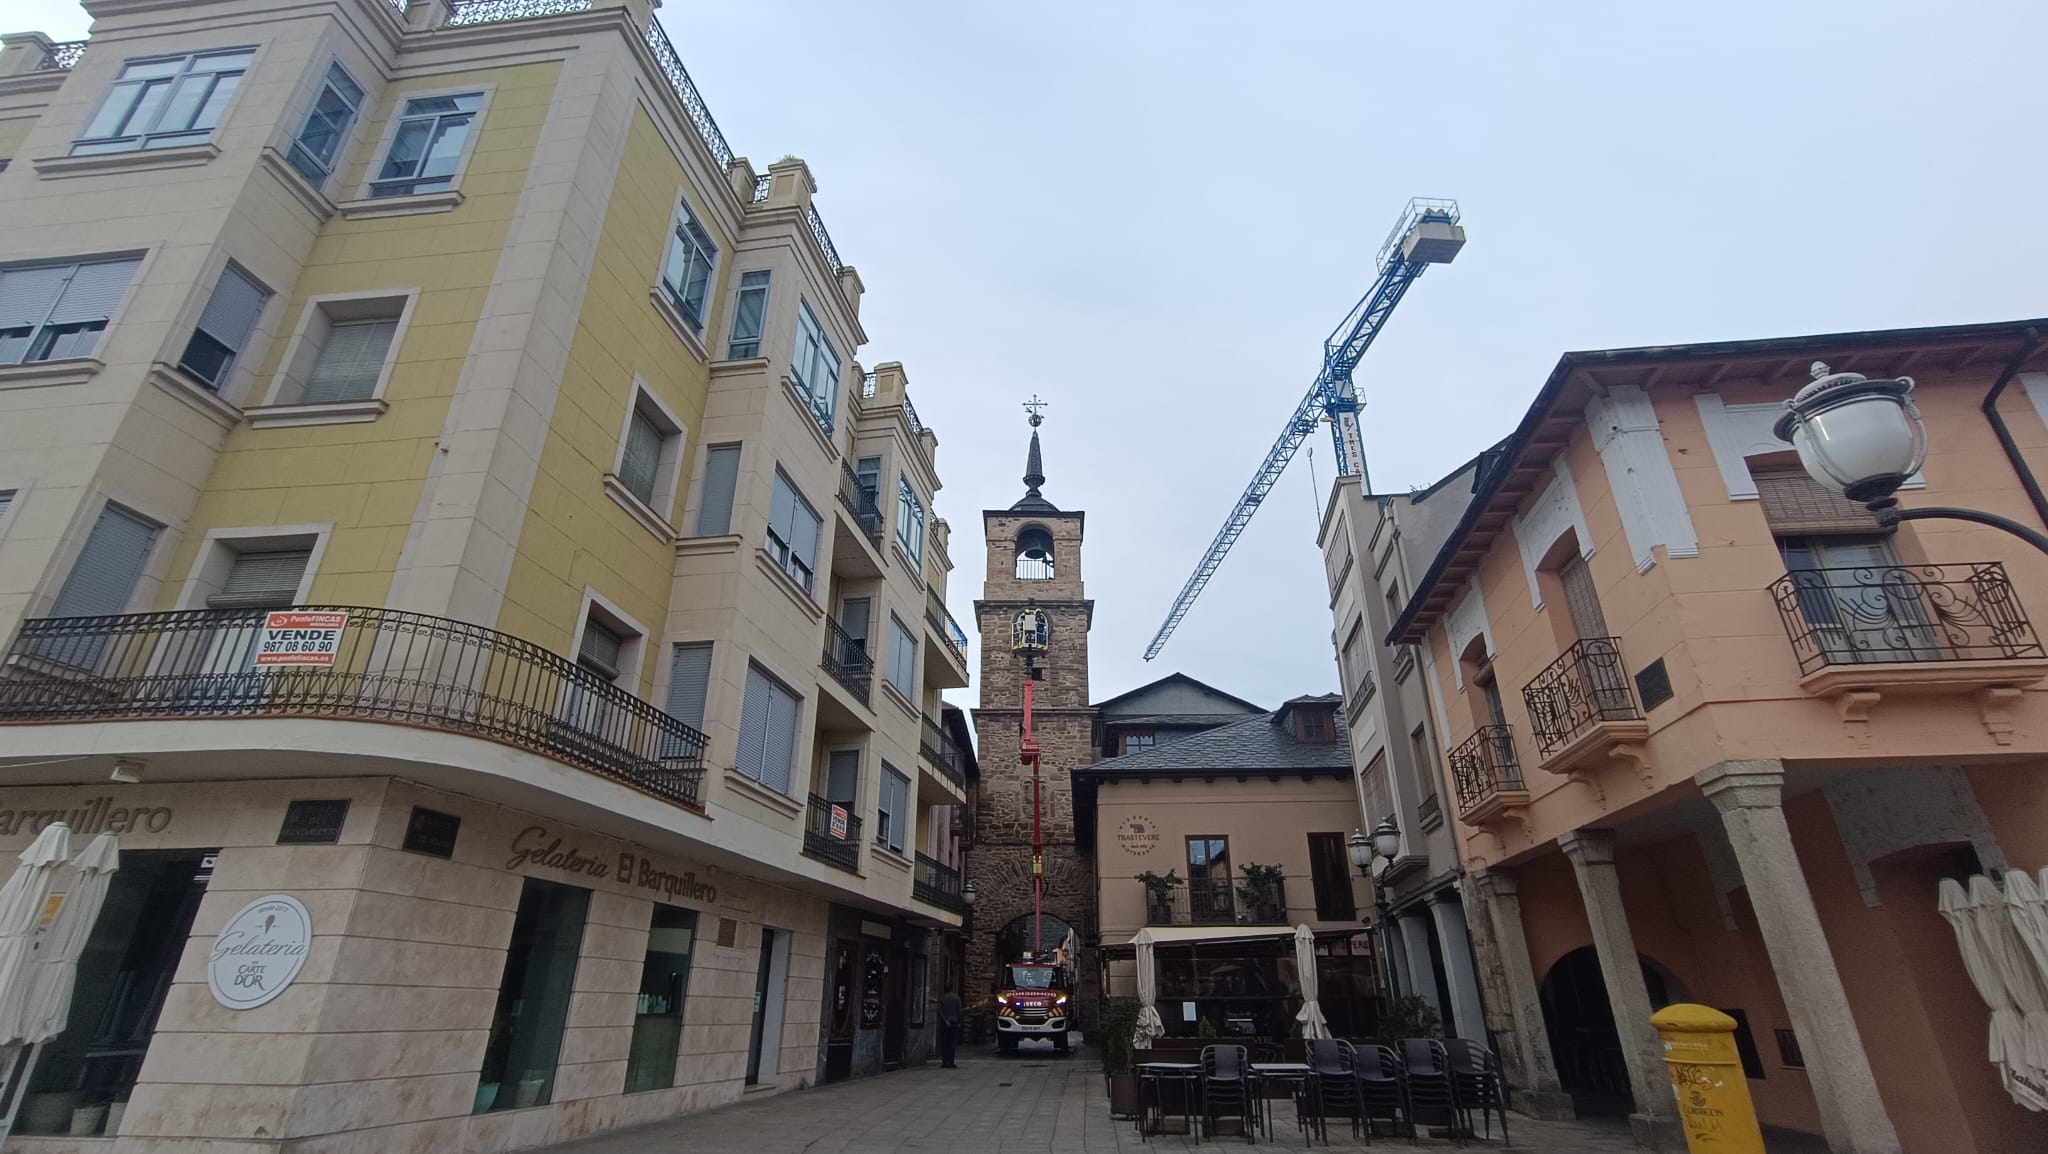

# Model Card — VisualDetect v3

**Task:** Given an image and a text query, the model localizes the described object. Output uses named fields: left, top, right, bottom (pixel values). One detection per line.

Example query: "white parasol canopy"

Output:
left=1293, top=923, right=1331, bottom=1041
left=1131, top=928, right=1165, bottom=1050
left=1940, top=876, right=2048, bottom=1111
left=2005, top=869, right=2048, bottom=1010
left=0, top=825, right=73, bottom=1047
left=19, top=833, right=119, bottom=1044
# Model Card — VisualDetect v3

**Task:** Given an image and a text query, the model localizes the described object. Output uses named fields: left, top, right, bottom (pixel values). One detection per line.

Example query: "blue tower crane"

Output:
left=1143, top=198, right=1465, bottom=661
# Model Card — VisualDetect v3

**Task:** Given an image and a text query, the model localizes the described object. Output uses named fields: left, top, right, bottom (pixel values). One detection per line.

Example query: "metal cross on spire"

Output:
left=1023, top=395, right=1048, bottom=428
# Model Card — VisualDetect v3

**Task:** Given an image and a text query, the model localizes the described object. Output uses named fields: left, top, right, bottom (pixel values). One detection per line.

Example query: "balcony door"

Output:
left=1186, top=836, right=1233, bottom=924
left=1778, top=535, right=1939, bottom=663
left=837, top=596, right=870, bottom=669
left=185, top=547, right=310, bottom=703
left=1558, top=554, right=1609, bottom=640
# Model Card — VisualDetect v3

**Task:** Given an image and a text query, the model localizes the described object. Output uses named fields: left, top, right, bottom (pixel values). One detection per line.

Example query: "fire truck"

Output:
left=993, top=937, right=1076, bottom=1055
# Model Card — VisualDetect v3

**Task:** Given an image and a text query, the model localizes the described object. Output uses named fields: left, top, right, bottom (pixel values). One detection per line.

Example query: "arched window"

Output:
left=1015, top=525, right=1055, bottom=580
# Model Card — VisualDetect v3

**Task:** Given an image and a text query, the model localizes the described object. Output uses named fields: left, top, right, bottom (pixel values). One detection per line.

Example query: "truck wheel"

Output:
left=1054, top=1036, right=1071, bottom=1055
left=998, top=1036, right=1018, bottom=1056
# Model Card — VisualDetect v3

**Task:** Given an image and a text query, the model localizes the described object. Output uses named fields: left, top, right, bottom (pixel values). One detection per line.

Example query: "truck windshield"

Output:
left=1006, top=966, right=1056, bottom=989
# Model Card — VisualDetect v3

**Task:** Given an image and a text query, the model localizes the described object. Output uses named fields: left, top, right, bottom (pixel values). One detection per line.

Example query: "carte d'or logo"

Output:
left=1115, top=814, right=1162, bottom=856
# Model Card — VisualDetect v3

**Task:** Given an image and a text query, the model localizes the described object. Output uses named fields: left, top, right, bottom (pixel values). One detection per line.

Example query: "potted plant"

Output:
left=1100, top=996, right=1143, bottom=1118
left=1237, top=863, right=1286, bottom=922
left=1136, top=869, right=1183, bottom=922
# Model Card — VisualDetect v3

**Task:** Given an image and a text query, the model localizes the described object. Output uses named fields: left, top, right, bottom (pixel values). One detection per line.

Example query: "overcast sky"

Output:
left=16, top=0, right=2048, bottom=722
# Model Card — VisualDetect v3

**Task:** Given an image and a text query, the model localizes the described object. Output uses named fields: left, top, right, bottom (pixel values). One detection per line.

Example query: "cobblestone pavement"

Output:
left=546, top=1043, right=1657, bottom=1154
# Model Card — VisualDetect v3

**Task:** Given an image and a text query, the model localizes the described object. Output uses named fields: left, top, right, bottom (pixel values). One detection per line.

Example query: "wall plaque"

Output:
left=277, top=799, right=350, bottom=845
left=402, top=807, right=460, bottom=858
left=208, top=894, right=311, bottom=1010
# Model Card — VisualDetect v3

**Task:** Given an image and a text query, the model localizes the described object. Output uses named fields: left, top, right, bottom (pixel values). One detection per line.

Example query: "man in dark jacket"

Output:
left=937, top=985, right=963, bottom=1068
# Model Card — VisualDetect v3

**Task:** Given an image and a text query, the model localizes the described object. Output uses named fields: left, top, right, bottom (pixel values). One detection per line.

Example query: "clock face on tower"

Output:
left=1012, top=606, right=1051, bottom=655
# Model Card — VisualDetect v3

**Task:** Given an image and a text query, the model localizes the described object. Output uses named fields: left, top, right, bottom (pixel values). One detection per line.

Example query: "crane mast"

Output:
left=1143, top=198, right=1464, bottom=661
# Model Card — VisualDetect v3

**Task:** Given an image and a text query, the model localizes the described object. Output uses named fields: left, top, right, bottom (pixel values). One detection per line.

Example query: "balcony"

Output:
left=1522, top=637, right=1649, bottom=776
left=820, top=616, right=873, bottom=707
left=837, top=461, right=883, bottom=546
left=1449, top=725, right=1531, bottom=826
left=919, top=714, right=968, bottom=792
left=0, top=606, right=708, bottom=806
left=923, top=589, right=970, bottom=689
left=802, top=794, right=862, bottom=872
left=1142, top=877, right=1287, bottom=927
left=913, top=852, right=966, bottom=914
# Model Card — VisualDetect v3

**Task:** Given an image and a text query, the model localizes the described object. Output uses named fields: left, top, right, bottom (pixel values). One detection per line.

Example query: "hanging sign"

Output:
left=256, top=611, right=348, bottom=667
left=208, top=894, right=312, bottom=1010
left=829, top=805, right=849, bottom=840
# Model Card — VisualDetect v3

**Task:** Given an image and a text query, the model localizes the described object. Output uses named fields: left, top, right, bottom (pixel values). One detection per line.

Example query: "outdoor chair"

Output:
left=1401, top=1038, right=1462, bottom=1146
left=1200, top=1043, right=1256, bottom=1143
left=1442, top=1038, right=1510, bottom=1144
left=1354, top=1044, right=1412, bottom=1145
left=1308, top=1037, right=1363, bottom=1139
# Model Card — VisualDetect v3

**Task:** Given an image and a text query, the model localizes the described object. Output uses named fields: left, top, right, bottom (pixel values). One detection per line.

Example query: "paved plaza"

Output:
left=546, top=1043, right=1653, bottom=1154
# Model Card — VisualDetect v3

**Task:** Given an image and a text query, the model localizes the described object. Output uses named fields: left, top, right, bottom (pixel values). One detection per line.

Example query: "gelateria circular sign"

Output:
left=207, top=894, right=312, bottom=1010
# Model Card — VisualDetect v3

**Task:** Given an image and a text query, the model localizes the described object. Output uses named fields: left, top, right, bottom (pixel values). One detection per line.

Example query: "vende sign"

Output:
left=256, top=610, right=348, bottom=667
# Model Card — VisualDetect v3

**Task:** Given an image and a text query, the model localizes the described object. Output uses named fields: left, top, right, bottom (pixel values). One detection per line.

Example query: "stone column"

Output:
left=1558, top=829, right=1682, bottom=1150
left=1466, top=868, right=1575, bottom=1119
left=1425, top=890, right=1488, bottom=1046
left=1380, top=915, right=1409, bottom=999
left=1696, top=761, right=1902, bottom=1154
left=1397, top=910, right=1443, bottom=1019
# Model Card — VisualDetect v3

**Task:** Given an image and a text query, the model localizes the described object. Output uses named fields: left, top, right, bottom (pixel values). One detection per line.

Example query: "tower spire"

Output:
left=1011, top=395, right=1059, bottom=513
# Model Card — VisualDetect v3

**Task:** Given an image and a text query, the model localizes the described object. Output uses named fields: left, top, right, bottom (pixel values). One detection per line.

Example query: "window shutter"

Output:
left=303, top=318, right=395, bottom=404
left=762, top=680, right=798, bottom=794
left=825, top=750, right=859, bottom=805
left=1753, top=466, right=1882, bottom=535
left=666, top=642, right=711, bottom=732
left=578, top=618, right=625, bottom=680
left=694, top=445, right=740, bottom=535
left=206, top=548, right=309, bottom=610
left=1558, top=553, right=1610, bottom=640
left=0, top=266, right=70, bottom=329
left=51, top=503, right=159, bottom=618
left=193, top=265, right=268, bottom=357
left=791, top=496, right=820, bottom=574
left=736, top=665, right=771, bottom=782
left=618, top=407, right=664, bottom=503
left=768, top=472, right=796, bottom=540
left=46, top=259, right=141, bottom=326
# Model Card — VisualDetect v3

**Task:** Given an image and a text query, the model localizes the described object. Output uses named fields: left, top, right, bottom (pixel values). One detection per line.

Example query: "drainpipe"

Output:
left=1981, top=327, right=2047, bottom=528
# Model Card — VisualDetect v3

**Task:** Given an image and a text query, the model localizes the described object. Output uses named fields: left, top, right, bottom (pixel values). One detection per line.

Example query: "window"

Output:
left=1185, top=836, right=1232, bottom=922
left=887, top=614, right=917, bottom=698
left=790, top=301, right=839, bottom=432
left=286, top=62, right=364, bottom=184
left=371, top=92, right=482, bottom=197
left=765, top=470, right=821, bottom=593
left=623, top=904, right=698, bottom=1094
left=50, top=502, right=159, bottom=620
left=824, top=749, right=859, bottom=806
left=73, top=49, right=253, bottom=155
left=301, top=319, right=396, bottom=403
left=0, top=258, right=141, bottom=365
left=896, top=477, right=925, bottom=566
left=264, top=292, right=412, bottom=410
left=1295, top=707, right=1334, bottom=743
left=725, top=269, right=769, bottom=358
left=877, top=763, right=910, bottom=853
left=1306, top=832, right=1357, bottom=921
left=1120, top=729, right=1155, bottom=755
left=736, top=663, right=800, bottom=793
left=1340, top=621, right=1367, bottom=697
left=666, top=642, right=712, bottom=731
left=694, top=444, right=740, bottom=536
left=659, top=200, right=718, bottom=332
left=1409, top=724, right=1441, bottom=817
left=178, top=263, right=269, bottom=391
left=611, top=387, right=687, bottom=525
left=476, top=877, right=588, bottom=1113
left=205, top=548, right=309, bottom=610
left=1361, top=751, right=1394, bottom=829
left=577, top=617, right=625, bottom=682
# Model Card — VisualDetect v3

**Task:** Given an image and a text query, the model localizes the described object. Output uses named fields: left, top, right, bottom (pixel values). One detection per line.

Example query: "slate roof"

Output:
left=1092, top=672, right=1264, bottom=715
left=1100, top=713, right=1261, bottom=730
left=1080, top=706, right=1352, bottom=775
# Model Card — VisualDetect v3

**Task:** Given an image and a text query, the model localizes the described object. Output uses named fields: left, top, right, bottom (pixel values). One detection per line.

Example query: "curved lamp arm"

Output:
left=1874, top=503, right=2048, bottom=557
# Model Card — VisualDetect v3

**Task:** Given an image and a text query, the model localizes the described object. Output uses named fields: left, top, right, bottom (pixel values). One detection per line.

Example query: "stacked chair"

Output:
left=1443, top=1038, right=1511, bottom=1144
left=1199, top=1043, right=1257, bottom=1143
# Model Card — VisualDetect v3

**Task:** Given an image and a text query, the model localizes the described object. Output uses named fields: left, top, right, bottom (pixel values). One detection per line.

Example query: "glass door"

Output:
left=623, top=905, right=697, bottom=1093
left=745, top=927, right=774, bottom=1085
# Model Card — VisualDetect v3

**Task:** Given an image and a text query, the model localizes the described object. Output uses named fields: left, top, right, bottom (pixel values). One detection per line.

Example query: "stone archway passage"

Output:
left=994, top=912, right=1077, bottom=973
left=1537, top=945, right=1674, bottom=1118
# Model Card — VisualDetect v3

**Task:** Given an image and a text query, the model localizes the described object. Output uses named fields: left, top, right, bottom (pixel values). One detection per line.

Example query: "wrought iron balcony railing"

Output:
left=1449, top=725, right=1526, bottom=818
left=447, top=0, right=591, bottom=27
left=802, top=794, right=861, bottom=872
left=1142, top=877, right=1287, bottom=926
left=1769, top=563, right=2044, bottom=675
left=837, top=461, right=882, bottom=545
left=913, top=852, right=966, bottom=914
left=925, top=590, right=969, bottom=665
left=0, top=605, right=707, bottom=806
left=820, top=617, right=873, bottom=706
left=642, top=13, right=734, bottom=173
left=1523, top=637, right=1643, bottom=757
left=37, top=40, right=87, bottom=70
left=902, top=395, right=925, bottom=436
left=919, top=714, right=967, bottom=789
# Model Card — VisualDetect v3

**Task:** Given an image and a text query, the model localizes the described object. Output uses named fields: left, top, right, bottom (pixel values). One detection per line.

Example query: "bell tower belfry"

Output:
left=967, top=399, right=1099, bottom=1033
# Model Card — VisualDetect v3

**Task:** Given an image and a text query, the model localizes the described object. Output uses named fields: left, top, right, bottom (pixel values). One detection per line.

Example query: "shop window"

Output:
left=20, top=849, right=213, bottom=1136
left=623, top=904, right=698, bottom=1093
left=476, top=877, right=589, bottom=1113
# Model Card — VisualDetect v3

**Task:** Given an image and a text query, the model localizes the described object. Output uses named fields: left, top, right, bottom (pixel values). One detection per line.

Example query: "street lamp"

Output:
left=1776, top=362, right=2048, bottom=554
left=1352, top=820, right=1402, bottom=1004
left=961, top=878, right=977, bottom=908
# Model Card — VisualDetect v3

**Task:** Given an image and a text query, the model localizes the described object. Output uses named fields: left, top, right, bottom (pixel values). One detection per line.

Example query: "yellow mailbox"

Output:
left=1651, top=1003, right=1764, bottom=1154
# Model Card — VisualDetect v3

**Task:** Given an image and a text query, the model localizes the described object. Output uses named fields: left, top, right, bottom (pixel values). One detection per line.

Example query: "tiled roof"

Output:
left=1101, top=713, right=1257, bottom=729
left=1084, top=708, right=1351, bottom=775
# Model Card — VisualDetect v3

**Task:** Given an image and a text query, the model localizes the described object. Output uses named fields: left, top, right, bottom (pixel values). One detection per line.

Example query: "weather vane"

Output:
left=1023, top=394, right=1048, bottom=428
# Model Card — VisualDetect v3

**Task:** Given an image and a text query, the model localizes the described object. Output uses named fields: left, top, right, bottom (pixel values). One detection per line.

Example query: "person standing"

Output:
left=937, top=984, right=963, bottom=1068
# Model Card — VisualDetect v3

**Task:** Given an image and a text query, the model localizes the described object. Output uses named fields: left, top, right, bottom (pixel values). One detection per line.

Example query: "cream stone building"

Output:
left=0, top=0, right=974, bottom=1149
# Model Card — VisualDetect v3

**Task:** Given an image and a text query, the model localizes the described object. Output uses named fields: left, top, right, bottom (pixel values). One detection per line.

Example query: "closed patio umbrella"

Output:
left=2004, top=869, right=2048, bottom=1003
left=0, top=825, right=74, bottom=1045
left=1293, top=924, right=1331, bottom=1041
left=19, top=833, right=119, bottom=1044
left=1940, top=876, right=2046, bottom=1111
left=1131, top=929, right=1165, bottom=1050
left=1971, top=873, right=2048, bottom=1107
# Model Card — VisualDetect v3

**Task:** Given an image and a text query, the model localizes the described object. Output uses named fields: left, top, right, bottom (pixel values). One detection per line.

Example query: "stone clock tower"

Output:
left=967, top=403, right=1099, bottom=1034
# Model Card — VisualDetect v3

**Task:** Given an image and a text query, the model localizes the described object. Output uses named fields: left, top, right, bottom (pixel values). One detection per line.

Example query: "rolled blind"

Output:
left=666, top=642, right=711, bottom=731
left=762, top=677, right=798, bottom=794
left=695, top=445, right=740, bottom=535
left=790, top=493, right=820, bottom=572
left=47, top=259, right=141, bottom=325
left=619, top=408, right=664, bottom=503
left=194, top=265, right=268, bottom=352
left=881, top=765, right=909, bottom=850
left=0, top=265, right=70, bottom=328
left=303, top=318, right=395, bottom=404
left=825, top=749, right=858, bottom=805
left=577, top=619, right=624, bottom=680
left=736, top=664, right=772, bottom=782
left=206, top=548, right=309, bottom=609
left=51, top=503, right=160, bottom=618
left=889, top=616, right=917, bottom=695
left=1754, top=466, right=1882, bottom=535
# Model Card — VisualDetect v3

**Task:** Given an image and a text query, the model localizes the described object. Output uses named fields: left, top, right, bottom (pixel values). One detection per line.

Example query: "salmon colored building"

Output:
left=1390, top=318, right=2048, bottom=1153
